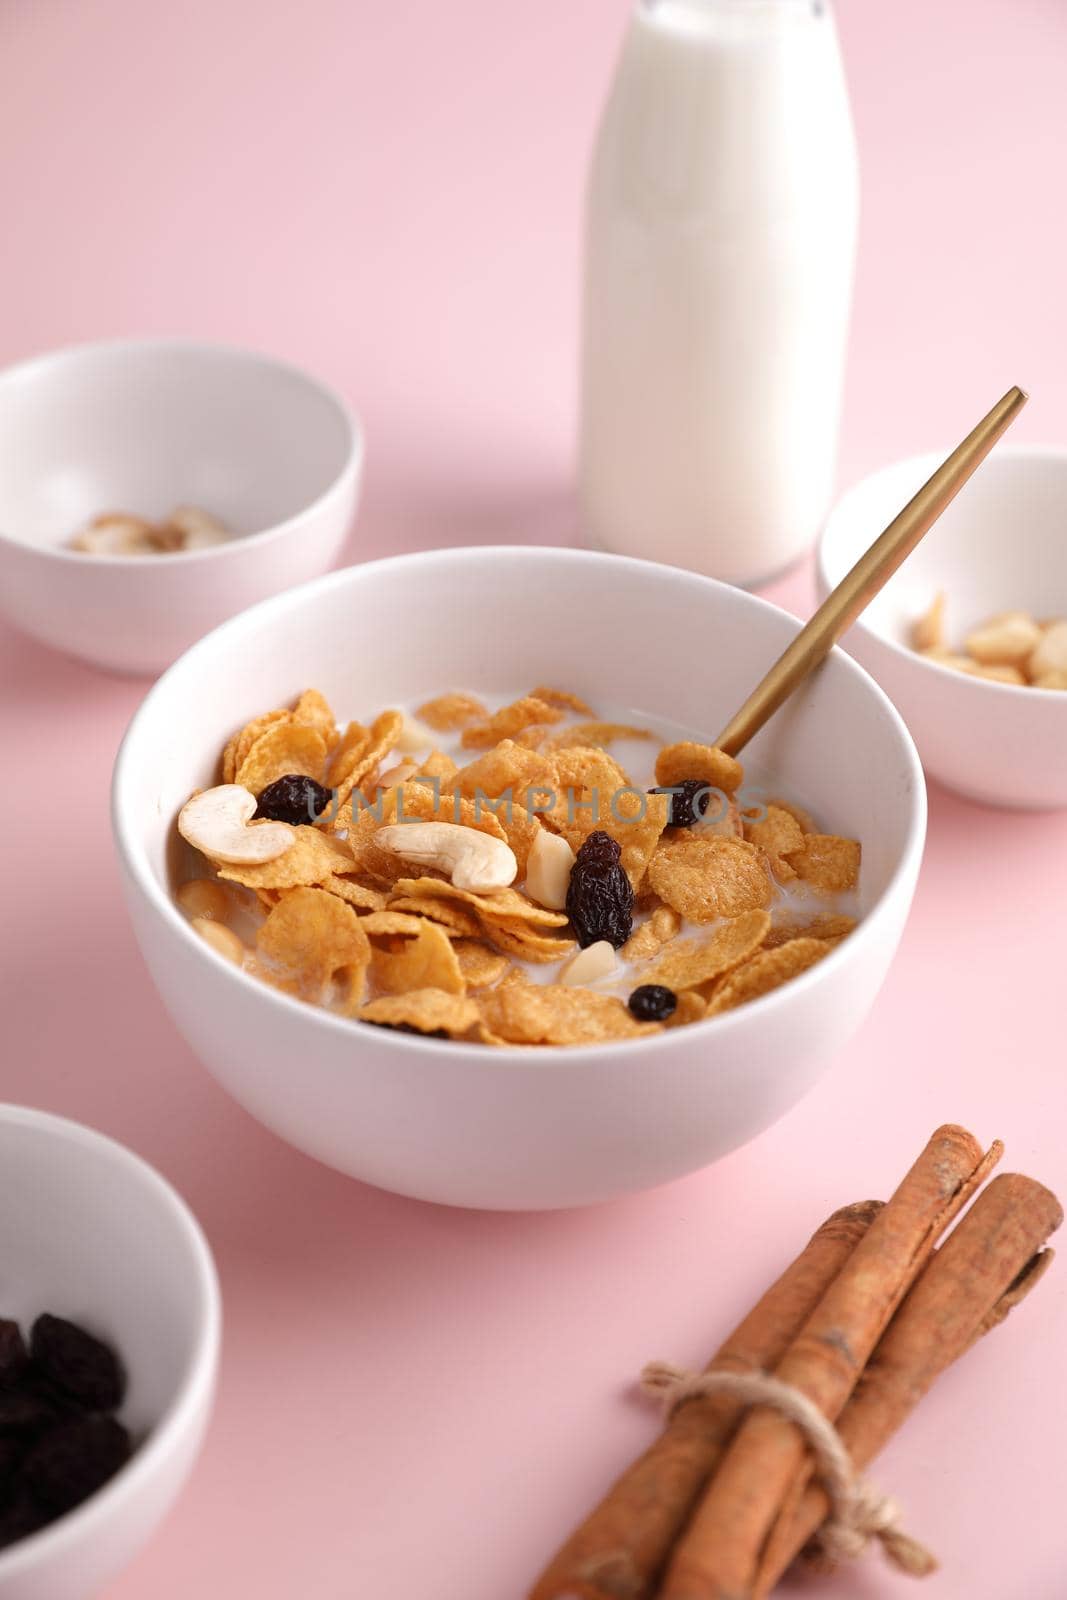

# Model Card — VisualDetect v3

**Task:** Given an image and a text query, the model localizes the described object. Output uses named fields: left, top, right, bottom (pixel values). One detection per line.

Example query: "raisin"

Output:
left=30, top=1316, right=125, bottom=1412
left=649, top=779, right=711, bottom=829
left=0, top=1487, right=47, bottom=1550
left=254, top=774, right=333, bottom=827
left=565, top=831, right=634, bottom=949
left=23, top=1416, right=130, bottom=1515
left=628, top=984, right=678, bottom=1022
left=0, top=1321, right=27, bottom=1388
left=0, top=1387, right=65, bottom=1440
left=0, top=1434, right=24, bottom=1484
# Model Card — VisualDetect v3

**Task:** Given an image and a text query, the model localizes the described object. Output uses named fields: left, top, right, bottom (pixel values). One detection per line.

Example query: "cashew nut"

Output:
left=378, top=761, right=419, bottom=791
left=965, top=612, right=1041, bottom=668
left=559, top=940, right=616, bottom=988
left=166, top=505, right=232, bottom=549
left=375, top=822, right=517, bottom=892
left=910, top=591, right=945, bottom=653
left=178, top=784, right=295, bottom=865
left=394, top=714, right=436, bottom=757
left=1030, top=620, right=1067, bottom=679
left=71, top=514, right=159, bottom=556
left=524, top=827, right=575, bottom=910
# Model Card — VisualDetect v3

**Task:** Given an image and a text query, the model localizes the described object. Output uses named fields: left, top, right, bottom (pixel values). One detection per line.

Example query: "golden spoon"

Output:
left=715, top=386, right=1028, bottom=757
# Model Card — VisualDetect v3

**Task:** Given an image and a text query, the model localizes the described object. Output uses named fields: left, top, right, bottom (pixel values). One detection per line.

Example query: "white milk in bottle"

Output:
left=580, top=0, right=858, bottom=584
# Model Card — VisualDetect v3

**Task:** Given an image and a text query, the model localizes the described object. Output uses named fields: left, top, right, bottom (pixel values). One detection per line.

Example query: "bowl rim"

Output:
left=0, top=335, right=364, bottom=568
left=0, top=1103, right=221, bottom=1582
left=112, top=544, right=928, bottom=1061
left=817, top=441, right=1067, bottom=704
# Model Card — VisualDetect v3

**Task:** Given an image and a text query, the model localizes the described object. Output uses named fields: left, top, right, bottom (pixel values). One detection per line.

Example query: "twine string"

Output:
left=640, top=1362, right=937, bottom=1579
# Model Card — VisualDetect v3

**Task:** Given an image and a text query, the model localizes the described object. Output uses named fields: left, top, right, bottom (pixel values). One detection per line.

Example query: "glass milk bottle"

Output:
left=580, top=0, right=859, bottom=585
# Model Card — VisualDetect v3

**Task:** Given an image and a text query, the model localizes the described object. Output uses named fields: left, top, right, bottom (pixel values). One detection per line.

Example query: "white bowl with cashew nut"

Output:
left=0, top=339, right=362, bottom=676
left=113, top=547, right=925, bottom=1210
left=819, top=445, right=1067, bottom=810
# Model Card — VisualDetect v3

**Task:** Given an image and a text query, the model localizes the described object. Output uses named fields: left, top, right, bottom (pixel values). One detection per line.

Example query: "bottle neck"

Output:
left=641, top=0, right=827, bottom=19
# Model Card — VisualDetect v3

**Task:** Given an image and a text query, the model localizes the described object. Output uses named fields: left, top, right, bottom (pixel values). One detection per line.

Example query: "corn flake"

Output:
left=482, top=924, right=575, bottom=964
left=235, top=721, right=329, bottom=794
left=223, top=708, right=290, bottom=783
left=643, top=910, right=771, bottom=991
left=655, top=742, right=743, bottom=795
left=647, top=836, right=773, bottom=923
left=460, top=696, right=563, bottom=749
left=318, top=875, right=387, bottom=911
left=416, top=748, right=460, bottom=782
left=386, top=895, right=483, bottom=938
left=359, top=911, right=430, bottom=938
left=665, top=991, right=707, bottom=1029
left=509, top=725, right=557, bottom=750
left=476, top=984, right=661, bottom=1046
left=528, top=686, right=596, bottom=716
left=370, top=919, right=465, bottom=997
left=620, top=903, right=681, bottom=963
left=293, top=689, right=339, bottom=749
left=256, top=887, right=370, bottom=1011
left=705, top=937, right=830, bottom=1015
left=330, top=721, right=371, bottom=786
left=786, top=834, right=861, bottom=894
left=454, top=741, right=555, bottom=805
left=763, top=798, right=816, bottom=836
left=743, top=804, right=807, bottom=881
left=359, top=990, right=480, bottom=1038
left=762, top=913, right=857, bottom=951
left=391, top=877, right=569, bottom=929
left=416, top=692, right=488, bottom=731
left=452, top=941, right=511, bottom=989
left=333, top=710, right=404, bottom=806
left=545, top=723, right=653, bottom=752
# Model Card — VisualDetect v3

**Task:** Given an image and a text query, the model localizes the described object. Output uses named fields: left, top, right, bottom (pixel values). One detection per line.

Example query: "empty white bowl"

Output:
left=112, top=546, right=926, bottom=1211
left=819, top=445, right=1067, bottom=809
left=0, top=339, right=362, bottom=676
left=0, top=1105, right=220, bottom=1600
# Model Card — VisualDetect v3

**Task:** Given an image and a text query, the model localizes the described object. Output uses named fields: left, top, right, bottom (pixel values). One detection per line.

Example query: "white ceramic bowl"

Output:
left=0, top=1106, right=220, bottom=1600
left=818, top=445, right=1067, bottom=809
left=0, top=339, right=362, bottom=676
left=112, top=547, right=926, bottom=1211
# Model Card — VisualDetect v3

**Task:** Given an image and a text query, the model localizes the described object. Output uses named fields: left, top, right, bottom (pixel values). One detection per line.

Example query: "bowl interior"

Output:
left=820, top=447, right=1067, bottom=653
left=0, top=1108, right=214, bottom=1446
left=0, top=342, right=354, bottom=552
left=118, top=547, right=923, bottom=961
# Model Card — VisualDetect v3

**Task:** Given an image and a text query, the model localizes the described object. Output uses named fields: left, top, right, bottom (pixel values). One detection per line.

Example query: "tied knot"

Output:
left=639, top=1362, right=937, bottom=1580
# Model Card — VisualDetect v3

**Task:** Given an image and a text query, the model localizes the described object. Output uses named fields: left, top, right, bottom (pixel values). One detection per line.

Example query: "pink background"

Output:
left=2, top=1, right=1066, bottom=1595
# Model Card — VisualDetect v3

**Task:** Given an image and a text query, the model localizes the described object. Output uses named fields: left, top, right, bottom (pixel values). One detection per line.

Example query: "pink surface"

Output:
left=2, top=1, right=1066, bottom=1595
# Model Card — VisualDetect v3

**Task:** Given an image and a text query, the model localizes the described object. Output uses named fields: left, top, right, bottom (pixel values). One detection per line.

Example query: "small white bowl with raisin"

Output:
left=113, top=546, right=926, bottom=1210
left=819, top=444, right=1067, bottom=809
left=0, top=1106, right=220, bottom=1600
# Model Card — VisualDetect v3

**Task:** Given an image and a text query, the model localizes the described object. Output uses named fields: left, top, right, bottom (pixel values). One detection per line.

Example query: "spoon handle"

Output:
left=714, top=385, right=1028, bottom=757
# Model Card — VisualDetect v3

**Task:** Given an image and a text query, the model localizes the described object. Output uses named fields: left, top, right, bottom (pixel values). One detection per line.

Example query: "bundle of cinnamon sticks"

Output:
left=529, top=1125, right=1060, bottom=1600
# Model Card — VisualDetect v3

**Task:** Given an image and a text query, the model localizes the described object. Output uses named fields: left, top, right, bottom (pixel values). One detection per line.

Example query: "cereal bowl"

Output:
left=112, top=547, right=926, bottom=1210
left=818, top=445, right=1067, bottom=809
left=0, top=1105, right=220, bottom=1600
left=0, top=338, right=362, bottom=676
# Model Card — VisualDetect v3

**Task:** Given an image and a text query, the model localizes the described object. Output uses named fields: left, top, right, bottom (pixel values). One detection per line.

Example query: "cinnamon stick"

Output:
left=527, top=1200, right=882, bottom=1600
left=751, top=1171, right=1062, bottom=1596
left=657, top=1124, right=999, bottom=1600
